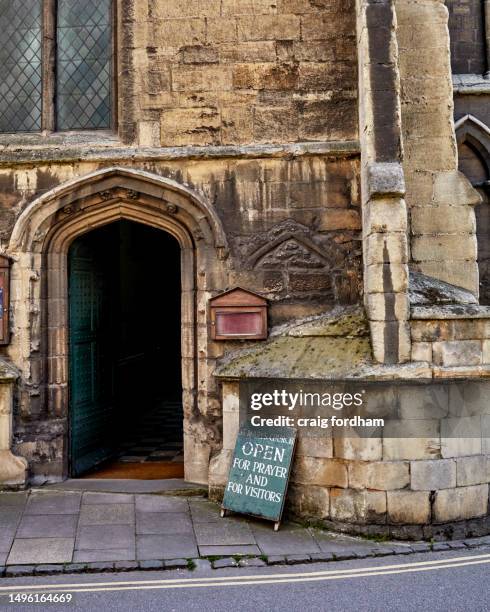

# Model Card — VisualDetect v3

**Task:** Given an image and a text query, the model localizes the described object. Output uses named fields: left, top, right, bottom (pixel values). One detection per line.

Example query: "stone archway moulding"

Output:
left=2, top=166, right=228, bottom=486
left=8, top=166, right=228, bottom=255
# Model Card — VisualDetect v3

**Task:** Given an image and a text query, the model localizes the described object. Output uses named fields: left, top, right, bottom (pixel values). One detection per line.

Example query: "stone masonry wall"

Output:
left=356, top=0, right=410, bottom=365
left=411, top=316, right=490, bottom=371
left=395, top=0, right=481, bottom=295
left=127, top=0, right=358, bottom=147
left=0, top=0, right=362, bottom=485
left=212, top=378, right=490, bottom=540
left=0, top=153, right=362, bottom=320
left=288, top=379, right=490, bottom=539
left=0, top=151, right=362, bottom=483
left=446, top=0, right=486, bottom=75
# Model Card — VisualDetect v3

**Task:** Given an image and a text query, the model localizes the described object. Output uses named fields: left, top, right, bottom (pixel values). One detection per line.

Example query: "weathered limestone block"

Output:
left=330, top=488, right=387, bottom=525
left=456, top=456, right=489, bottom=487
left=483, top=340, right=490, bottom=364
left=138, top=120, right=160, bottom=146
left=363, top=198, right=408, bottom=236
left=403, top=138, right=457, bottom=174
left=184, top=435, right=212, bottom=485
left=154, top=18, right=206, bottom=47
left=410, top=459, right=456, bottom=491
left=369, top=321, right=411, bottom=364
left=411, top=236, right=478, bottom=264
left=288, top=484, right=330, bottom=520
left=291, top=457, right=348, bottom=488
left=449, top=382, right=490, bottom=416
left=334, top=436, right=382, bottom=462
left=366, top=293, right=409, bottom=322
left=383, top=419, right=440, bottom=460
left=296, top=435, right=333, bottom=459
left=237, top=15, right=301, bottom=42
left=432, top=170, right=482, bottom=208
left=441, top=416, right=482, bottom=458
left=484, top=417, right=490, bottom=455
left=411, top=321, right=448, bottom=343
left=0, top=451, right=28, bottom=488
left=432, top=341, right=482, bottom=367
left=365, top=264, right=408, bottom=296
left=411, top=341, right=432, bottom=363
left=161, top=108, right=221, bottom=146
left=222, top=381, right=240, bottom=451
left=387, top=490, right=431, bottom=525
left=433, top=484, right=488, bottom=522
left=0, top=361, right=27, bottom=488
left=348, top=461, right=410, bottom=491
left=411, top=205, right=476, bottom=235
left=396, top=0, right=480, bottom=295
left=413, top=262, right=479, bottom=297
left=208, top=449, right=233, bottom=490
left=365, top=164, right=405, bottom=200
left=365, top=233, right=408, bottom=266
left=398, top=385, right=448, bottom=420
left=317, top=209, right=361, bottom=232
left=152, top=1, right=221, bottom=19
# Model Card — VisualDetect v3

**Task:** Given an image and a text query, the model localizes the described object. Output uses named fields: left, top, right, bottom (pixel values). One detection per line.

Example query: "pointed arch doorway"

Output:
left=68, top=220, right=183, bottom=477
left=7, top=167, right=228, bottom=485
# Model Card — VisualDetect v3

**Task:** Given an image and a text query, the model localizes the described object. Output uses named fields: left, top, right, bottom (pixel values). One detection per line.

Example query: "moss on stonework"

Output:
left=215, top=307, right=373, bottom=380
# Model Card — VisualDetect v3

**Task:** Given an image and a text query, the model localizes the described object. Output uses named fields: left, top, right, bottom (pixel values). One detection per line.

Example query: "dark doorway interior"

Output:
left=68, top=220, right=183, bottom=477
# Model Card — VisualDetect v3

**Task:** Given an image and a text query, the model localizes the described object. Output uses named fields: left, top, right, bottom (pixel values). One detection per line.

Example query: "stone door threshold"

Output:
left=41, top=479, right=206, bottom=496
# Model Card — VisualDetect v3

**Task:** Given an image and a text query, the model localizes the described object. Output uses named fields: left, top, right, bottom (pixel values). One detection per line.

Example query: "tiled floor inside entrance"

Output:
left=83, top=401, right=184, bottom=479
left=117, top=401, right=184, bottom=464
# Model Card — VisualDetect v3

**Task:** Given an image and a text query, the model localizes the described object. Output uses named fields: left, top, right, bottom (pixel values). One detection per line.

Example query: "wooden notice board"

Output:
left=221, top=427, right=297, bottom=531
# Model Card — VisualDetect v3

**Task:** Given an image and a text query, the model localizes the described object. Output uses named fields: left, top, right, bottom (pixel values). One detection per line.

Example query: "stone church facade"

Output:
left=0, top=0, right=489, bottom=540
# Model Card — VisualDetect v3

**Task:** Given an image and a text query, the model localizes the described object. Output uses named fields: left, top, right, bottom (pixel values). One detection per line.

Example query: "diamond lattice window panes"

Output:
left=56, top=0, right=112, bottom=130
left=0, top=0, right=42, bottom=133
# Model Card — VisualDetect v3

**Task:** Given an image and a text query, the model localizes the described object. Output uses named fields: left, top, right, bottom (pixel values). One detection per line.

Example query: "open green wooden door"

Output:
left=69, top=236, right=115, bottom=476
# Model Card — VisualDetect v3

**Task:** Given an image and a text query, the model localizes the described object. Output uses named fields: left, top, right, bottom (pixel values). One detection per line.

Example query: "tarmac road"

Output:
left=0, top=551, right=488, bottom=612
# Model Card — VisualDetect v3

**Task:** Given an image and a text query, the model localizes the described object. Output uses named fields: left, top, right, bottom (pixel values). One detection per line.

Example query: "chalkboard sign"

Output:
left=221, top=427, right=297, bottom=530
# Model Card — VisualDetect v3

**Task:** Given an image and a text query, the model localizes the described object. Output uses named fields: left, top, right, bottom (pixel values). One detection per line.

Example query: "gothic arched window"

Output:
left=456, top=115, right=490, bottom=304
left=0, top=0, right=113, bottom=133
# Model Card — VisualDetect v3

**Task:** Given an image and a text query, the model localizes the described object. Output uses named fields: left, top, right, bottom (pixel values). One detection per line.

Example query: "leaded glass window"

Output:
left=57, top=0, right=112, bottom=130
left=0, top=0, right=42, bottom=133
left=0, top=0, right=113, bottom=134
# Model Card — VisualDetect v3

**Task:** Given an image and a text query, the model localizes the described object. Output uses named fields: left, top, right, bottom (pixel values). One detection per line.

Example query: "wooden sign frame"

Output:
left=209, top=287, right=268, bottom=341
left=221, top=427, right=297, bottom=531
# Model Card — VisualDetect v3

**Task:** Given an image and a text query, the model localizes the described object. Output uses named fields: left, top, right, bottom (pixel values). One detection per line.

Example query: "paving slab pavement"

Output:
left=136, top=512, right=194, bottom=535
left=0, top=487, right=487, bottom=575
left=136, top=534, right=199, bottom=560
left=16, top=514, right=78, bottom=539
left=7, top=538, right=74, bottom=565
